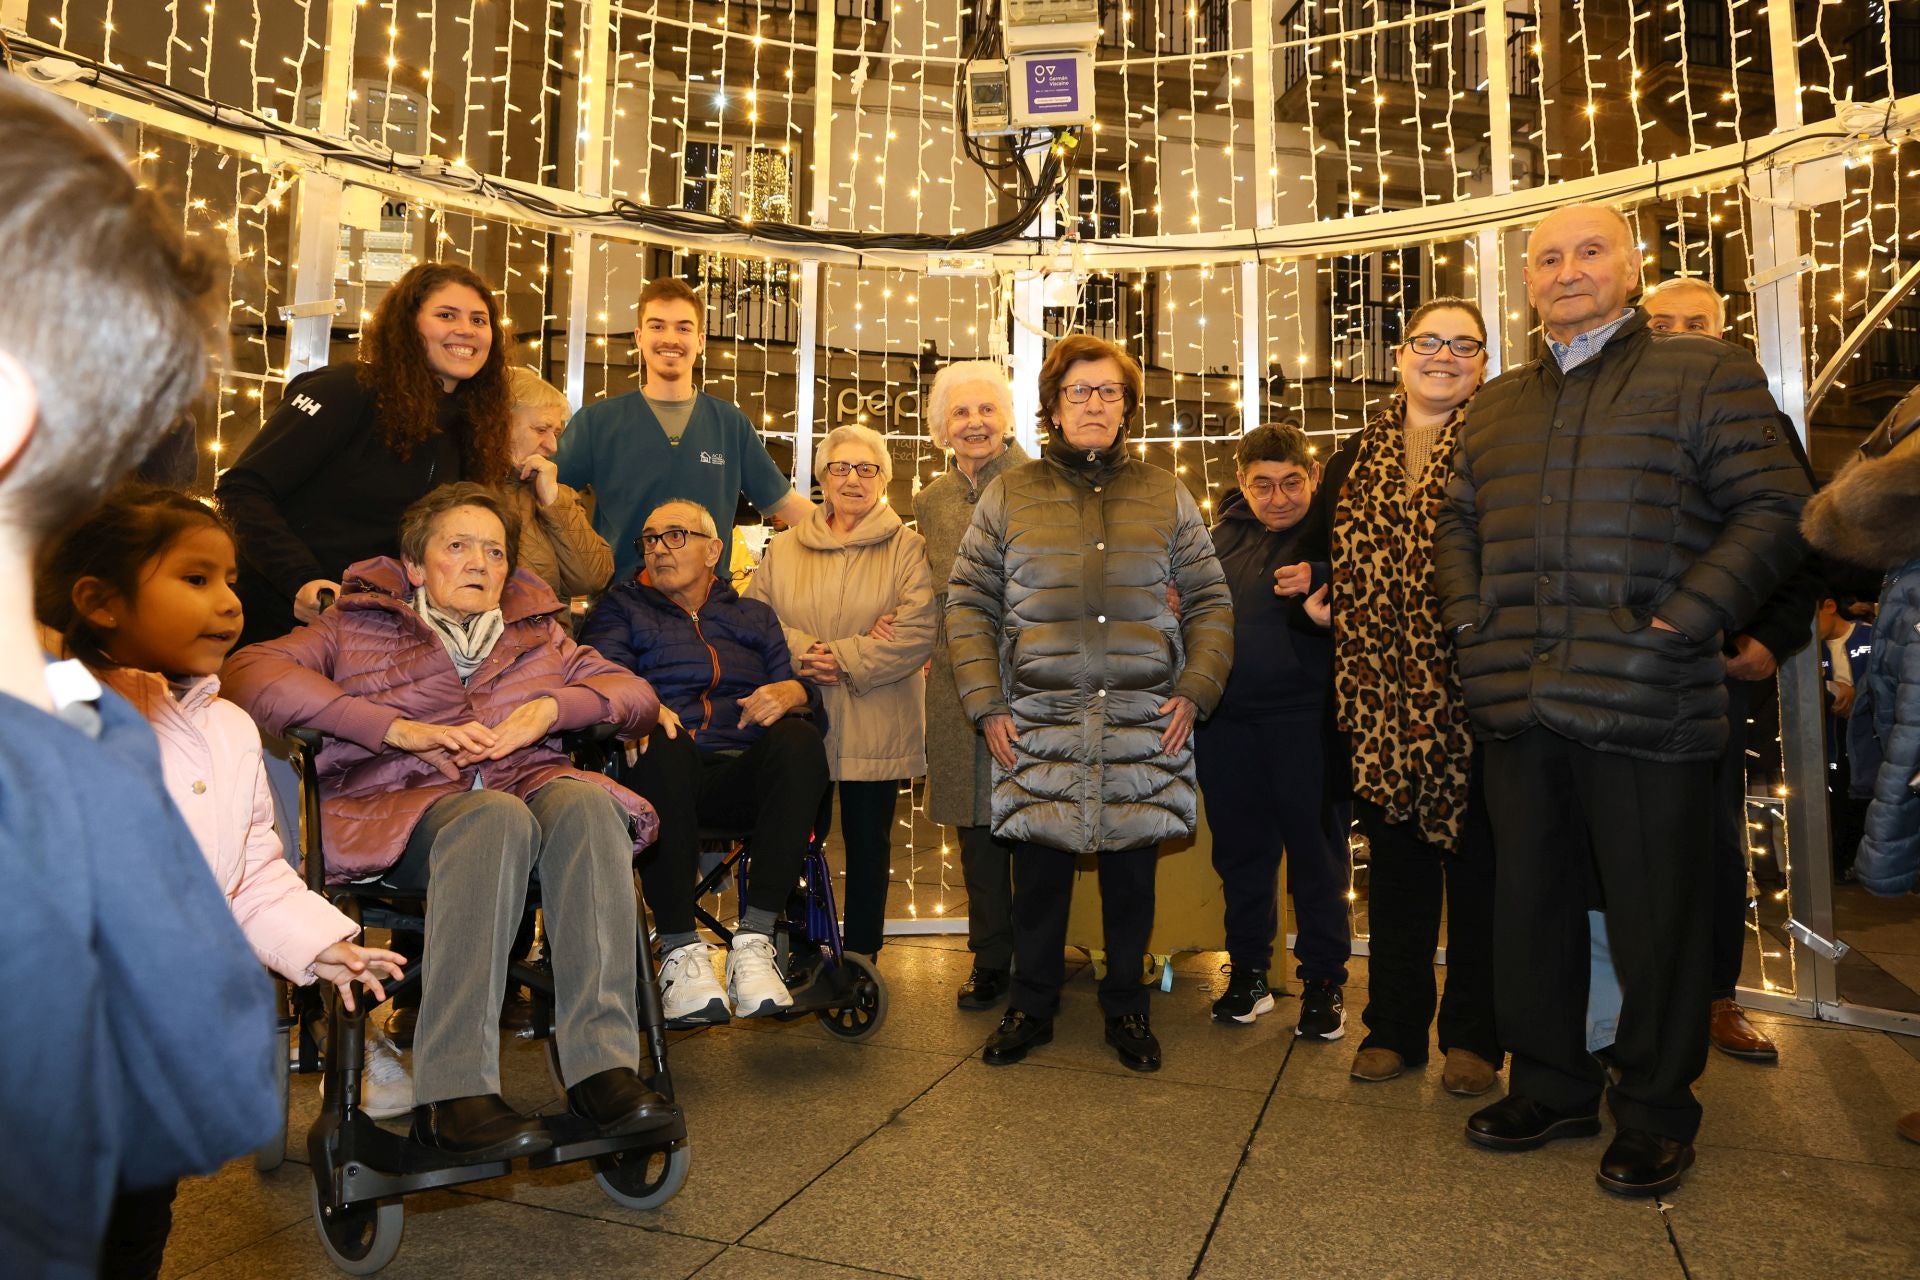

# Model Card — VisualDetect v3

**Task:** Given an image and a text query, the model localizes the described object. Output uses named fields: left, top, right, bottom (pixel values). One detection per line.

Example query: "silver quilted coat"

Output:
left=945, top=439, right=1234, bottom=852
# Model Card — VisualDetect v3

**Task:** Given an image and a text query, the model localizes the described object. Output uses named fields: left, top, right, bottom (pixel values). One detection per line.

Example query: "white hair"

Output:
left=1642, top=277, right=1726, bottom=334
left=644, top=498, right=719, bottom=540
left=506, top=366, right=569, bottom=416
left=815, top=423, right=893, bottom=486
left=926, top=361, right=1014, bottom=450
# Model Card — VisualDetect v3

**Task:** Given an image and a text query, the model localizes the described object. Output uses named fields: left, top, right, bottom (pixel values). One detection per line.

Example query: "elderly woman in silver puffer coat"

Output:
left=946, top=334, right=1234, bottom=1075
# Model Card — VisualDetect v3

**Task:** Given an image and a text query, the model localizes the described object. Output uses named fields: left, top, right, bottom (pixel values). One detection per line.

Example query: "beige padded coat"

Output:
left=945, top=440, right=1234, bottom=852
left=745, top=501, right=936, bottom=781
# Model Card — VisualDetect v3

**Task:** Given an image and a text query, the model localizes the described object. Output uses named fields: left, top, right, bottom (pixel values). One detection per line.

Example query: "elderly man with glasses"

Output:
left=580, top=498, right=831, bottom=1023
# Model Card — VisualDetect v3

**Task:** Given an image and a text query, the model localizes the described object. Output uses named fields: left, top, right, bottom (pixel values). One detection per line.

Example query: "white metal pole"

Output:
left=1751, top=0, right=1833, bottom=1015
left=284, top=0, right=356, bottom=380
left=1241, top=0, right=1277, bottom=428
left=1475, top=0, right=1515, bottom=376
left=790, top=6, right=838, bottom=488
left=564, top=0, right=613, bottom=411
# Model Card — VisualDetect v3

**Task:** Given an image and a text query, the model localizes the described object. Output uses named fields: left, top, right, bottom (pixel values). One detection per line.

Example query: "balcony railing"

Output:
left=1278, top=0, right=1537, bottom=100
left=1044, top=272, right=1159, bottom=356
left=1863, top=302, right=1920, bottom=385
left=1329, top=298, right=1407, bottom=384
left=962, top=0, right=1230, bottom=58
left=1636, top=0, right=1734, bottom=70
left=1844, top=17, right=1920, bottom=98
left=651, top=247, right=799, bottom=346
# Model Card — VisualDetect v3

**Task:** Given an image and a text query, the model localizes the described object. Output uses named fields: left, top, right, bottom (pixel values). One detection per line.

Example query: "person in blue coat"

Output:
left=0, top=78, right=278, bottom=1279
left=1803, top=383, right=1920, bottom=1145
left=580, top=499, right=830, bottom=1025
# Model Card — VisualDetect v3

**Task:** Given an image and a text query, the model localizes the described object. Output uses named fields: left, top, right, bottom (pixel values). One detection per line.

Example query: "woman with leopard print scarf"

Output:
left=1308, top=298, right=1505, bottom=1099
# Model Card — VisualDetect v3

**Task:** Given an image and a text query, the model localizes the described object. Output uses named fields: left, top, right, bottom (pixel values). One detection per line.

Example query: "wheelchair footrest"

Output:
left=316, top=1113, right=514, bottom=1204
left=528, top=1109, right=689, bottom=1167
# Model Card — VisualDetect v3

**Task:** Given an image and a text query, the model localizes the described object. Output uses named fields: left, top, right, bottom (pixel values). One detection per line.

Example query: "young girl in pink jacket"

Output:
left=37, top=486, right=407, bottom=1279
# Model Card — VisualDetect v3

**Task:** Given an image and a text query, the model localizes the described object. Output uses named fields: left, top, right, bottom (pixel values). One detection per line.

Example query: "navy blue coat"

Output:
left=1, top=672, right=278, bottom=1278
left=580, top=574, right=823, bottom=753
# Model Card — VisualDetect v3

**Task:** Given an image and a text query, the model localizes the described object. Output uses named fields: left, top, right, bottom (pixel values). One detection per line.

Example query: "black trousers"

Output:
left=97, top=1181, right=178, bottom=1280
left=1484, top=729, right=1714, bottom=1142
left=958, top=824, right=1015, bottom=970
left=1009, top=841, right=1158, bottom=1018
left=1354, top=768, right=1500, bottom=1066
left=627, top=717, right=831, bottom=935
left=1195, top=713, right=1351, bottom=983
left=1709, top=678, right=1755, bottom=998
left=821, top=779, right=901, bottom=955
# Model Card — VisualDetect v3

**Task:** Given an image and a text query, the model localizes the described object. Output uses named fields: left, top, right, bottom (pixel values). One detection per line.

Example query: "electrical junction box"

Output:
left=1004, top=0, right=1101, bottom=44
left=965, top=59, right=1015, bottom=136
left=1010, top=48, right=1094, bottom=128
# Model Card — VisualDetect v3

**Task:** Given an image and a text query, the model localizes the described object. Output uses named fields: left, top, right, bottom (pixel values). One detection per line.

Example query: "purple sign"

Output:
left=1027, top=57, right=1080, bottom=113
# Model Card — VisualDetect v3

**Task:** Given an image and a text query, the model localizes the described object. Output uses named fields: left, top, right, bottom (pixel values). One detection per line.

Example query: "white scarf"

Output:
left=414, top=588, right=505, bottom=683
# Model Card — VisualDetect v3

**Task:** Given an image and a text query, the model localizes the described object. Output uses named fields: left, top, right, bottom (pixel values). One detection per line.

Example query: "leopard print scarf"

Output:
left=1330, top=394, right=1476, bottom=851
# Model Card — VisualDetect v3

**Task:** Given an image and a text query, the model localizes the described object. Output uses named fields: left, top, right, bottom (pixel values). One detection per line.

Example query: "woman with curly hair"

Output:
left=218, top=261, right=515, bottom=646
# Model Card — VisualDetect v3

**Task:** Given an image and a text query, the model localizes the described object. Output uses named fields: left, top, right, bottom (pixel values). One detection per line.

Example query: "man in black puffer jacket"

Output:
left=1431, top=205, right=1810, bottom=1198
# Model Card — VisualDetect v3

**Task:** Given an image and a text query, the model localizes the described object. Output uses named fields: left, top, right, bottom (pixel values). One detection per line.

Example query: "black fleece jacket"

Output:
left=1207, top=489, right=1330, bottom=720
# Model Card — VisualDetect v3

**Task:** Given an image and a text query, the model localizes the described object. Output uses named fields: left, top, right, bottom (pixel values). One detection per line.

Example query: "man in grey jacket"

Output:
left=1432, top=204, right=1810, bottom=1197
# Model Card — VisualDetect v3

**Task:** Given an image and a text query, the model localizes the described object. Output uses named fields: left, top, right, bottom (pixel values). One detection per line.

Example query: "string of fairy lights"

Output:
left=17, top=0, right=1916, bottom=975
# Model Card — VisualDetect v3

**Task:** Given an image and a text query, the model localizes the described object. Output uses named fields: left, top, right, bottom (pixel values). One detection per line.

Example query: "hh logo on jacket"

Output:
left=700, top=450, right=726, bottom=466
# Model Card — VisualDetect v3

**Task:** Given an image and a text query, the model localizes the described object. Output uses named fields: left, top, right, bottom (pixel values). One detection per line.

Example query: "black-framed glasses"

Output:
left=825, top=460, right=883, bottom=478
left=1404, top=333, right=1486, bottom=357
left=636, top=527, right=695, bottom=551
left=1062, top=382, right=1127, bottom=404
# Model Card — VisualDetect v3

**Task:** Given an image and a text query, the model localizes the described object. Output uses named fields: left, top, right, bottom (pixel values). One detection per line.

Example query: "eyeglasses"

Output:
left=825, top=460, right=883, bottom=478
left=636, top=527, right=696, bottom=551
left=1246, top=476, right=1309, bottom=499
left=1061, top=382, right=1127, bottom=404
left=1404, top=333, right=1486, bottom=357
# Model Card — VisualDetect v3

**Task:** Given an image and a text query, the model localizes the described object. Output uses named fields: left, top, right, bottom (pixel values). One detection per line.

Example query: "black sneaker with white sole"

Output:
left=1295, top=979, right=1345, bottom=1040
left=1212, top=966, right=1274, bottom=1024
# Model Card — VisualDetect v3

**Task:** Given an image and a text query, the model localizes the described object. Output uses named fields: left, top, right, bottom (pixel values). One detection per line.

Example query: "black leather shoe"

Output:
left=410, top=1094, right=550, bottom=1160
left=1105, top=1013, right=1162, bottom=1073
left=566, top=1067, right=677, bottom=1138
left=1597, top=1127, right=1695, bottom=1197
left=1465, top=1094, right=1602, bottom=1151
left=956, top=966, right=1011, bottom=1011
left=983, top=1011, right=1053, bottom=1065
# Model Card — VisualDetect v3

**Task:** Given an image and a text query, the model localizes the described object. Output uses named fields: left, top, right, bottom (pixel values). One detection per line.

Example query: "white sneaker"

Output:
left=317, top=1022, right=413, bottom=1119
left=727, top=933, right=794, bottom=1017
left=660, top=942, right=730, bottom=1024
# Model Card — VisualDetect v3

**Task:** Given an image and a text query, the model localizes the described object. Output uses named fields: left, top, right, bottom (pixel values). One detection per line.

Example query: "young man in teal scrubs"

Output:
left=556, top=277, right=815, bottom=585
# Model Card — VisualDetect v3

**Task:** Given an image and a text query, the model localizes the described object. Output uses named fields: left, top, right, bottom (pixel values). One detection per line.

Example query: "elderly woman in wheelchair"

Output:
left=225, top=482, right=670, bottom=1161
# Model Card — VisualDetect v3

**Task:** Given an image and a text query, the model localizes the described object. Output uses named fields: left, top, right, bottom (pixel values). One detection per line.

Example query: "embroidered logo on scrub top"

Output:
left=700, top=450, right=726, bottom=466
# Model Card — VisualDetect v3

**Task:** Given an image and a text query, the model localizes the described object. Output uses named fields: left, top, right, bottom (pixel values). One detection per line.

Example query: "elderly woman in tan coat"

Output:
left=913, top=362, right=1030, bottom=1010
left=501, top=368, right=614, bottom=621
left=746, top=424, right=935, bottom=962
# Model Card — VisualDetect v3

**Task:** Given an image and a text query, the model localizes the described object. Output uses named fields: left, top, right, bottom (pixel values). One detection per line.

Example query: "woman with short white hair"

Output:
left=745, top=423, right=935, bottom=962
left=501, top=367, right=613, bottom=617
left=913, top=362, right=1030, bottom=1009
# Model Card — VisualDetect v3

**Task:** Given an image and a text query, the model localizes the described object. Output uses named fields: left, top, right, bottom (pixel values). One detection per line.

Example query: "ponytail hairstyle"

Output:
left=358, top=262, right=515, bottom=484
left=35, top=484, right=233, bottom=669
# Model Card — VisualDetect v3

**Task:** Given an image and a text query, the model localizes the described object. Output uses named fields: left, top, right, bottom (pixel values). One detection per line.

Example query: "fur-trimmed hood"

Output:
left=1803, top=442, right=1920, bottom=572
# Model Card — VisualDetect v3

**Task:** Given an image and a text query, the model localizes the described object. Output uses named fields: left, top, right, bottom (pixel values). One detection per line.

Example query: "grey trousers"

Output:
left=390, top=780, right=639, bottom=1103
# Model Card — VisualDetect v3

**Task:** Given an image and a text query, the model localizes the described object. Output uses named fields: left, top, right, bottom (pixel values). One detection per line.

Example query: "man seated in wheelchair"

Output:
left=580, top=498, right=831, bottom=1024
left=223, top=482, right=671, bottom=1160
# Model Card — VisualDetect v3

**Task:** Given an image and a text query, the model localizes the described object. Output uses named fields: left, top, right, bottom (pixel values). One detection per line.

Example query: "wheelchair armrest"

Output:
left=563, top=720, right=621, bottom=774
left=285, top=726, right=325, bottom=751
left=283, top=725, right=330, bottom=893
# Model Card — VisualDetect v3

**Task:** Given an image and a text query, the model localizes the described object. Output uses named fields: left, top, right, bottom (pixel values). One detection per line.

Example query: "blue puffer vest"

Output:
left=580, top=574, right=821, bottom=753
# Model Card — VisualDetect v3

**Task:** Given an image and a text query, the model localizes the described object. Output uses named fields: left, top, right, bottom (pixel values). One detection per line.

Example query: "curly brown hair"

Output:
left=1035, top=334, right=1144, bottom=439
left=358, top=262, right=514, bottom=483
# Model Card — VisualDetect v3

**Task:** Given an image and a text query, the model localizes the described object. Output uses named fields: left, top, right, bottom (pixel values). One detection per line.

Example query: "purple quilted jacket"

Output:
left=223, top=556, right=660, bottom=881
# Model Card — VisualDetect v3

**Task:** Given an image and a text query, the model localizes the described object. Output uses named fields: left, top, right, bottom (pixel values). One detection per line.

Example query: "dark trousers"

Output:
left=1709, top=679, right=1755, bottom=998
left=1484, top=729, right=1713, bottom=1142
left=97, top=1181, right=178, bottom=1280
left=1355, top=769, right=1500, bottom=1066
left=959, top=824, right=1015, bottom=970
left=627, top=718, right=831, bottom=935
left=821, top=779, right=901, bottom=955
left=1195, top=714, right=1351, bottom=983
left=1009, top=841, right=1159, bottom=1018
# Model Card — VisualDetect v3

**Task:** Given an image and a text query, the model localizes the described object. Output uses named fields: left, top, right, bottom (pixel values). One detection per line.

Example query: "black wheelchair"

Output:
left=276, top=725, right=689, bottom=1275
left=678, top=804, right=889, bottom=1042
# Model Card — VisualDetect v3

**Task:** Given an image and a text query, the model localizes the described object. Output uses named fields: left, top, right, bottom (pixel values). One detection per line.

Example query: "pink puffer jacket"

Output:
left=223, top=557, right=659, bottom=881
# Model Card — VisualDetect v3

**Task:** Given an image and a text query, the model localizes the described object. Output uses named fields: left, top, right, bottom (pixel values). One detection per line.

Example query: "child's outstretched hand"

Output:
left=312, top=941, right=406, bottom=1012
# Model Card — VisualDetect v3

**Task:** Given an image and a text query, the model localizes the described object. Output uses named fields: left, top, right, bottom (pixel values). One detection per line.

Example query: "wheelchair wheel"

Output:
left=256, top=1034, right=290, bottom=1172
left=310, top=1182, right=403, bottom=1275
left=594, top=1142, right=691, bottom=1211
left=815, top=952, right=887, bottom=1041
